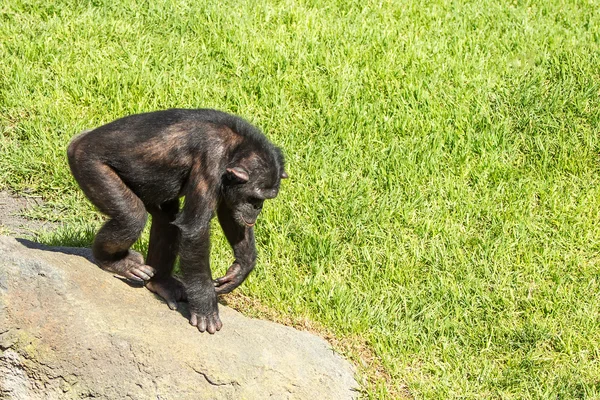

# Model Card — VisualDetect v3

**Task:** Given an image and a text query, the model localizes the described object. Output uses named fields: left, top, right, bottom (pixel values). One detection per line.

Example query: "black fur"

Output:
left=68, top=109, right=286, bottom=334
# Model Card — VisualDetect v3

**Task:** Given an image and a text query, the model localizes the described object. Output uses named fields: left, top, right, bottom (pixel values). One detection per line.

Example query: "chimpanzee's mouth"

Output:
left=241, top=217, right=256, bottom=227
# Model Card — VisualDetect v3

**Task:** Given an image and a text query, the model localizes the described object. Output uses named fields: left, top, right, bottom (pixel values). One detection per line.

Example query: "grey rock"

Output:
left=0, top=236, right=358, bottom=399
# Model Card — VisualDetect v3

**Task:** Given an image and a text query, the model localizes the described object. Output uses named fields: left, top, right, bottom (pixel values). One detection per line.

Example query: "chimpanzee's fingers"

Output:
left=214, top=272, right=236, bottom=285
left=215, top=281, right=238, bottom=295
left=213, top=277, right=225, bottom=286
left=213, top=276, right=228, bottom=285
left=189, top=313, right=221, bottom=333
left=214, top=277, right=234, bottom=289
left=214, top=264, right=243, bottom=292
left=207, top=315, right=222, bottom=334
left=197, top=316, right=207, bottom=332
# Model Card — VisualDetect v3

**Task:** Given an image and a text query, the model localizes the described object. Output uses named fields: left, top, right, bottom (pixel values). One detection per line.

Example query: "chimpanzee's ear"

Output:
left=226, top=167, right=249, bottom=183
left=280, top=171, right=289, bottom=179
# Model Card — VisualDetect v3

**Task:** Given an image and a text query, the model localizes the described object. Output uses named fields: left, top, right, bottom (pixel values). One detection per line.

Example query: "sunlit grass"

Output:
left=2, top=0, right=599, bottom=397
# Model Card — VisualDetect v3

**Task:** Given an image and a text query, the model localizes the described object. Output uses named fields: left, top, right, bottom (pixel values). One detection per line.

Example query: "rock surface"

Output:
left=0, top=236, right=357, bottom=399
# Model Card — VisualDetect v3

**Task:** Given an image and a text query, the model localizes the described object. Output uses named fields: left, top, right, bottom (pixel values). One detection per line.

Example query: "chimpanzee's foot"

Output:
left=125, top=249, right=145, bottom=265
left=146, top=276, right=187, bottom=310
left=97, top=250, right=155, bottom=282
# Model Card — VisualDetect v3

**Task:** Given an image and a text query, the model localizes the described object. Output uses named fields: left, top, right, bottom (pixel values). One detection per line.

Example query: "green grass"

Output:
left=2, top=0, right=600, bottom=397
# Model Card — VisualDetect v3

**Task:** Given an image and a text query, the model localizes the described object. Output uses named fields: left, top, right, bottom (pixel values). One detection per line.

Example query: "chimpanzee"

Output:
left=67, top=109, right=286, bottom=334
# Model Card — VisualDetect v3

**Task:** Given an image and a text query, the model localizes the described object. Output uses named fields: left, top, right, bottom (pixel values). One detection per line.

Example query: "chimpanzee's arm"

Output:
left=214, top=202, right=257, bottom=295
left=174, top=168, right=222, bottom=334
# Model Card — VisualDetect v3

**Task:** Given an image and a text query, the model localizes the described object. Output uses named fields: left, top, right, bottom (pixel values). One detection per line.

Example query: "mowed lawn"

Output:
left=1, top=0, right=599, bottom=397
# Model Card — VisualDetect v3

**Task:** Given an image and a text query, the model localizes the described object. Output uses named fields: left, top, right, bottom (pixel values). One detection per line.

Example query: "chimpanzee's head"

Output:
left=221, top=147, right=287, bottom=228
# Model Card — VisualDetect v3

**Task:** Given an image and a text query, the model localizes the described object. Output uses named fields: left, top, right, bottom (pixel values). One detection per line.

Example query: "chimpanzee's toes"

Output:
left=126, top=250, right=145, bottom=265
left=146, top=277, right=186, bottom=310
left=98, top=257, right=155, bottom=282
left=129, top=265, right=154, bottom=281
left=123, top=271, right=144, bottom=282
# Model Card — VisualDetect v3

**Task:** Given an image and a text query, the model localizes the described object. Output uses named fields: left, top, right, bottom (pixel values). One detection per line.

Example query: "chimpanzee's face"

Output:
left=222, top=161, right=282, bottom=228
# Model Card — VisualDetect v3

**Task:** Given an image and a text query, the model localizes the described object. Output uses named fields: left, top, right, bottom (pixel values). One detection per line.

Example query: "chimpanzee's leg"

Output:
left=68, top=156, right=154, bottom=281
left=145, top=199, right=187, bottom=310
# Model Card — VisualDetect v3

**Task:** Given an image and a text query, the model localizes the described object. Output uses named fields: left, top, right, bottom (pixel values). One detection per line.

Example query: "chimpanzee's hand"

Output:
left=213, top=263, right=251, bottom=295
left=188, top=283, right=223, bottom=334
left=190, top=310, right=222, bottom=334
